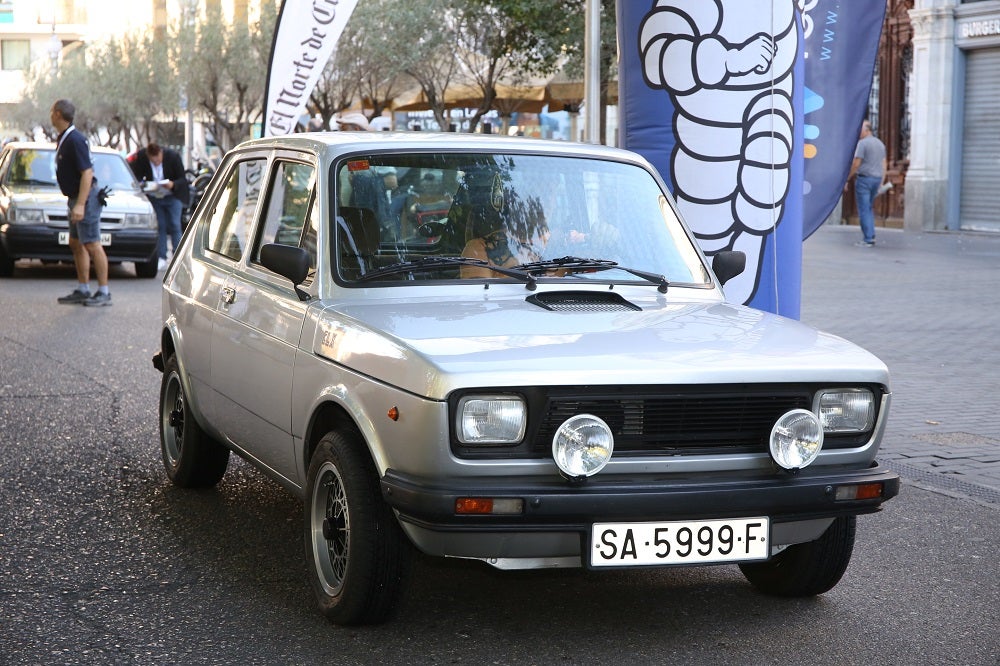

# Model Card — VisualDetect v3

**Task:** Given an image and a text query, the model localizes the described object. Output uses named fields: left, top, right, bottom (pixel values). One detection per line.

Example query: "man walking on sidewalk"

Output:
left=51, top=99, right=111, bottom=306
left=847, top=120, right=887, bottom=248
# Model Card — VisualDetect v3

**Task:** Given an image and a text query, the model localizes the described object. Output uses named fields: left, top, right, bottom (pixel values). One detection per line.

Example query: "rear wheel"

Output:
left=739, top=516, right=856, bottom=596
left=305, top=429, right=411, bottom=625
left=159, top=354, right=229, bottom=487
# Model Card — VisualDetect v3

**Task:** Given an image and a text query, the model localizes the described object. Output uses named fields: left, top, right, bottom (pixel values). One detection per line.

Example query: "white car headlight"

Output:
left=817, top=388, right=875, bottom=433
left=552, top=414, right=614, bottom=479
left=457, top=396, right=526, bottom=444
left=123, top=213, right=155, bottom=229
left=9, top=207, right=45, bottom=224
left=769, top=409, right=823, bottom=470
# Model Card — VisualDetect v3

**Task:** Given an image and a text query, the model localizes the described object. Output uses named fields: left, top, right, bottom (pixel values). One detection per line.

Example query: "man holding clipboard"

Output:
left=129, top=143, right=190, bottom=271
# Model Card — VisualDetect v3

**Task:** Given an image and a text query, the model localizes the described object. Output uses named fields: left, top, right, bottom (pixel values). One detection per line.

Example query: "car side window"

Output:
left=205, top=158, right=267, bottom=262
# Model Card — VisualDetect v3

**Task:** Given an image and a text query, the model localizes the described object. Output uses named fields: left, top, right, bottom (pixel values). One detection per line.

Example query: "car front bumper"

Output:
left=381, top=464, right=900, bottom=566
left=1, top=224, right=157, bottom=263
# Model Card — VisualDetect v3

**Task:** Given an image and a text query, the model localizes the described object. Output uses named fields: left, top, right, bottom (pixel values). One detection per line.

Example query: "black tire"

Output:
left=305, top=430, right=412, bottom=625
left=0, top=247, right=14, bottom=277
left=739, top=516, right=856, bottom=597
left=135, top=258, right=159, bottom=278
left=159, top=354, right=229, bottom=488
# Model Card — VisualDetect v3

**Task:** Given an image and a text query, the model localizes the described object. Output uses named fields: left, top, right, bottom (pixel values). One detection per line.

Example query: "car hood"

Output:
left=313, top=291, right=889, bottom=399
left=4, top=185, right=150, bottom=213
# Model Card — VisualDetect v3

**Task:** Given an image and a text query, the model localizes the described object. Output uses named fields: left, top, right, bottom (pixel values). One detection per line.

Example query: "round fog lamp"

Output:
left=552, top=414, right=614, bottom=479
left=769, top=409, right=824, bottom=470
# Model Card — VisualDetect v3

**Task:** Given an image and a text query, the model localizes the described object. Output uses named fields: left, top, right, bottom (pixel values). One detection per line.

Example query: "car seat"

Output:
left=336, top=206, right=381, bottom=279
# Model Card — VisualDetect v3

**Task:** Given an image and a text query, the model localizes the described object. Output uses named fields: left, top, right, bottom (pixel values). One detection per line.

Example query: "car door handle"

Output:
left=221, top=286, right=236, bottom=304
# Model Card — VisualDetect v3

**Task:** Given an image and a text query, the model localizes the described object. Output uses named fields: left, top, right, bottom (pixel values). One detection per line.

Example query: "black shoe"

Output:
left=58, top=289, right=91, bottom=305
left=83, top=291, right=112, bottom=307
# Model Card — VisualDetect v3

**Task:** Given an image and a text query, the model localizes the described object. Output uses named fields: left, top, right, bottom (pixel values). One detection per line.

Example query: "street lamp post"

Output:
left=583, top=0, right=600, bottom=144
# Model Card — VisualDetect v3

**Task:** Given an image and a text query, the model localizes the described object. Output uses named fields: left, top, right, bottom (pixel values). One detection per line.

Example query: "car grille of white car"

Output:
left=530, top=385, right=879, bottom=457
left=45, top=211, right=125, bottom=228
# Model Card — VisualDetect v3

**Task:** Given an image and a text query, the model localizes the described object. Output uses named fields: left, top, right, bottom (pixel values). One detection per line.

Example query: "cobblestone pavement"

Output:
left=800, top=223, right=1000, bottom=507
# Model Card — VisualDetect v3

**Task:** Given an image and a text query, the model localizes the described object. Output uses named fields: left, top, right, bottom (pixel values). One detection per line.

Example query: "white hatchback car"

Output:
left=0, top=141, right=158, bottom=277
left=154, top=133, right=898, bottom=625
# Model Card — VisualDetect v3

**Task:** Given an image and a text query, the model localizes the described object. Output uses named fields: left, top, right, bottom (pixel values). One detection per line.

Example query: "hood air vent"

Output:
left=526, top=291, right=642, bottom=313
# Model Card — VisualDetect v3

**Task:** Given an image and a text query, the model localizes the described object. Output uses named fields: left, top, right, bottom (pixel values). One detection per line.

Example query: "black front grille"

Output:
left=533, top=391, right=811, bottom=456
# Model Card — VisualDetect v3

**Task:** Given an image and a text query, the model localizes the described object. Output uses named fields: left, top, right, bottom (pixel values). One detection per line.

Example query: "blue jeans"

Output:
left=151, top=195, right=183, bottom=260
left=855, top=175, right=880, bottom=244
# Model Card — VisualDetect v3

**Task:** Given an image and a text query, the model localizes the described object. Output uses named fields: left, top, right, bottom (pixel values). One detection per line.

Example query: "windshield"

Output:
left=333, top=152, right=709, bottom=286
left=5, top=149, right=139, bottom=190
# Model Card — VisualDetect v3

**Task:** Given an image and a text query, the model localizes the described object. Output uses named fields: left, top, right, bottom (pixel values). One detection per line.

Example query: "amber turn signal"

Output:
left=455, top=497, right=524, bottom=515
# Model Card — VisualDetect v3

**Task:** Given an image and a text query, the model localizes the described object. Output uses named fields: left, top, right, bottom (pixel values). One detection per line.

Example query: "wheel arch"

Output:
left=158, top=320, right=213, bottom=437
left=303, top=400, right=375, bottom=476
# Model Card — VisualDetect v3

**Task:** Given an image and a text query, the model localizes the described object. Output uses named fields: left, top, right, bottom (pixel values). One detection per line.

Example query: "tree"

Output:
left=10, top=33, right=177, bottom=150
left=308, top=56, right=359, bottom=131
left=448, top=0, right=585, bottom=132
left=398, top=0, right=463, bottom=131
left=174, top=3, right=275, bottom=150
left=334, top=0, right=418, bottom=121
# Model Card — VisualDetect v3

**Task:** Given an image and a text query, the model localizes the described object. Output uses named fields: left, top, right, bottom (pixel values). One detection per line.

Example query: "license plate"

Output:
left=58, top=232, right=111, bottom=246
left=590, top=517, right=769, bottom=567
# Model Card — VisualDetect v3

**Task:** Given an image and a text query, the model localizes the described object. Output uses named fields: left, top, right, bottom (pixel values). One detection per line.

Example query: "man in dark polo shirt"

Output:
left=51, top=99, right=111, bottom=306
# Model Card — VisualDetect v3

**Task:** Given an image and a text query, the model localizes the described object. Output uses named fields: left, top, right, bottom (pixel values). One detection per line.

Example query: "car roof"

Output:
left=233, top=132, right=651, bottom=166
left=2, top=141, right=124, bottom=156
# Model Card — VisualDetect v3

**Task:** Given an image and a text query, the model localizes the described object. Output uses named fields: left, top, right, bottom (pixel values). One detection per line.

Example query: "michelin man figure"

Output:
left=639, top=0, right=799, bottom=305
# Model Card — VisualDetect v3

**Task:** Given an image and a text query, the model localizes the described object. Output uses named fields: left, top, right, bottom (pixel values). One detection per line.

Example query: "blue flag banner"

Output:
left=800, top=1, right=887, bottom=238
left=618, top=1, right=884, bottom=318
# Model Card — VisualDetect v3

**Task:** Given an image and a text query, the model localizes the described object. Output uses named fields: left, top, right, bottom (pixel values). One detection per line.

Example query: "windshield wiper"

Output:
left=356, top=256, right=539, bottom=289
left=517, top=256, right=670, bottom=293
left=357, top=255, right=668, bottom=292
left=15, top=178, right=57, bottom=186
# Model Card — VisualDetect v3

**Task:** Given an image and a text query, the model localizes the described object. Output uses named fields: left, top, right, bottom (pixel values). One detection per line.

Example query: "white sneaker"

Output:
left=157, top=258, right=168, bottom=271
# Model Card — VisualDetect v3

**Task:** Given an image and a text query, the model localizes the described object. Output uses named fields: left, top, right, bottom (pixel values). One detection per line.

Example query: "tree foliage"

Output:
left=13, top=0, right=615, bottom=146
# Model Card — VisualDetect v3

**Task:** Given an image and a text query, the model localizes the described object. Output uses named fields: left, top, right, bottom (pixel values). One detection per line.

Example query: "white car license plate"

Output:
left=590, top=517, right=769, bottom=567
left=58, top=231, right=111, bottom=246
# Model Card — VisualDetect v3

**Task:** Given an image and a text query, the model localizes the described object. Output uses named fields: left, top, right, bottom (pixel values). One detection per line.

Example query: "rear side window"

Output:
left=205, top=158, right=267, bottom=262
left=254, top=161, right=316, bottom=254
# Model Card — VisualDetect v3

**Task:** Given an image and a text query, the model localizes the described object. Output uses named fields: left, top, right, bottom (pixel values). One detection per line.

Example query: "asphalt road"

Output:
left=1, top=261, right=997, bottom=665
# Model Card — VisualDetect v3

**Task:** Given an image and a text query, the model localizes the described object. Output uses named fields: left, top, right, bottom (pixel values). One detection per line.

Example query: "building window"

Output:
left=1, top=39, right=30, bottom=71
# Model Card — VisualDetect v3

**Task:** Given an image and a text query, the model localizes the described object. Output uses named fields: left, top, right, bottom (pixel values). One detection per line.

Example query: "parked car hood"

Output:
left=4, top=185, right=150, bottom=213
left=315, top=292, right=889, bottom=398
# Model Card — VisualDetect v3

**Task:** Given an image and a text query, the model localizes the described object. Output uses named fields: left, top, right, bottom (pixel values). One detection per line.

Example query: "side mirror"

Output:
left=260, top=243, right=311, bottom=301
left=711, top=250, right=746, bottom=287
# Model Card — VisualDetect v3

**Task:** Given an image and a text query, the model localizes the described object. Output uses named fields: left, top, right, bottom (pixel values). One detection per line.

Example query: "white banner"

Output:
left=263, top=0, right=359, bottom=137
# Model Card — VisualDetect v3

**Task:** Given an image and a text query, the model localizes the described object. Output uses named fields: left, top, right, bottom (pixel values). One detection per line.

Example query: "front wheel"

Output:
left=739, top=515, right=856, bottom=597
left=305, top=430, right=411, bottom=625
left=0, top=247, right=14, bottom=277
left=135, top=258, right=159, bottom=278
left=159, top=354, right=229, bottom=487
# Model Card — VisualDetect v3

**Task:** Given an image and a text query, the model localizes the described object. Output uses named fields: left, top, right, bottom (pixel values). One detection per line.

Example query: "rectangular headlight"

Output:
left=817, top=389, right=875, bottom=433
left=123, top=213, right=155, bottom=229
left=456, top=395, right=526, bottom=444
left=9, top=207, right=45, bottom=224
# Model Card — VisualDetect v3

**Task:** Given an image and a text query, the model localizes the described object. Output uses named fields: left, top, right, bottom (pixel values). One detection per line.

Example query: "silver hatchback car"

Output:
left=154, top=133, right=898, bottom=625
left=0, top=141, right=158, bottom=277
